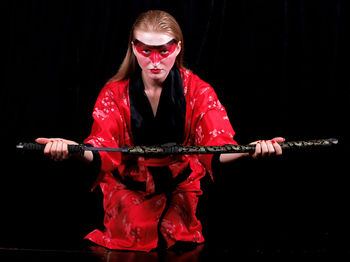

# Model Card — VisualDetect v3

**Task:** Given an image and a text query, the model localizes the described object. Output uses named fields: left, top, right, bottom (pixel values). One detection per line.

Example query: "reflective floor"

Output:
left=0, top=245, right=206, bottom=262
left=0, top=242, right=337, bottom=261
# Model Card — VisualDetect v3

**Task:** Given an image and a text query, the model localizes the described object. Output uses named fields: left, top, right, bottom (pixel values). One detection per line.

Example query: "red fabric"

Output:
left=84, top=69, right=237, bottom=251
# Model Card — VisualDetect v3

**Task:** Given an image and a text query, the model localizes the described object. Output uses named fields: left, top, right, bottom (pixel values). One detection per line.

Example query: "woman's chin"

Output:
left=145, top=71, right=168, bottom=81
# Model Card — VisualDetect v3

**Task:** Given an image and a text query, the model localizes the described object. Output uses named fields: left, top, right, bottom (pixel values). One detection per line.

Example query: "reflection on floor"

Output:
left=0, top=242, right=334, bottom=262
left=0, top=244, right=205, bottom=262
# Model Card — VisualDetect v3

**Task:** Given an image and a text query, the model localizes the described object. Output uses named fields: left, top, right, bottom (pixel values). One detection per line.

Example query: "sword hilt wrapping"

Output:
left=16, top=143, right=84, bottom=154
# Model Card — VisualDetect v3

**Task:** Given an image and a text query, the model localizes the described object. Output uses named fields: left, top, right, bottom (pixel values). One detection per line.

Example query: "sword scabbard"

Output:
left=16, top=138, right=338, bottom=156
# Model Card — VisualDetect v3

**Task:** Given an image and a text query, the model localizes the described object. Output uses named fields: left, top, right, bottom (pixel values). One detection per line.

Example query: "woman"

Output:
left=36, top=10, right=284, bottom=251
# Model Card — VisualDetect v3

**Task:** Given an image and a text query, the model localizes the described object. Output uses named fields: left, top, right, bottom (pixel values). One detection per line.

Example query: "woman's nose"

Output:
left=149, top=51, right=162, bottom=65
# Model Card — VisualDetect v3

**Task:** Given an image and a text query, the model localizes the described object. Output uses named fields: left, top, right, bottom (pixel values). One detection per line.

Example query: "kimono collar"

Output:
left=129, top=66, right=186, bottom=146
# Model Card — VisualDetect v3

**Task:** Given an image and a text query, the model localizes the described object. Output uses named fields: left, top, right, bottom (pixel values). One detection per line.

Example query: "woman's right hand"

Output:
left=35, top=137, right=79, bottom=162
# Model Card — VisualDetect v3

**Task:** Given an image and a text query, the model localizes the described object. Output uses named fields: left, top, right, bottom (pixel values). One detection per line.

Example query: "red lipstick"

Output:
left=150, top=69, right=161, bottom=74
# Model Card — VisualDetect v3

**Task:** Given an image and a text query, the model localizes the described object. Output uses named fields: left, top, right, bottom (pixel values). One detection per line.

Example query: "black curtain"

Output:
left=2, top=0, right=349, bottom=254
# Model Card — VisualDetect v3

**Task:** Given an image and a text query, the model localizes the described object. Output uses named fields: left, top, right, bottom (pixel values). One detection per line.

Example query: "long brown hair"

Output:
left=109, top=10, right=186, bottom=82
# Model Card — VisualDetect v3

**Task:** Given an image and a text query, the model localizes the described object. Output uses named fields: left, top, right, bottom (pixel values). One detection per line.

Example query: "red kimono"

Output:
left=84, top=68, right=237, bottom=251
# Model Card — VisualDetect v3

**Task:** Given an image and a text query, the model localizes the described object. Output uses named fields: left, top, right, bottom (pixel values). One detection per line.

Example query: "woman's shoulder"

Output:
left=98, top=79, right=130, bottom=98
left=104, top=78, right=129, bottom=90
left=180, top=68, right=215, bottom=97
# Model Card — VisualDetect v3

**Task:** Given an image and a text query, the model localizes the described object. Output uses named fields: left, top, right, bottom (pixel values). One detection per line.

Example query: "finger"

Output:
left=266, top=140, right=275, bottom=156
left=62, top=142, right=69, bottom=160
left=260, top=140, right=268, bottom=157
left=36, top=138, right=50, bottom=144
left=252, top=141, right=261, bottom=159
left=58, top=140, right=70, bottom=161
left=272, top=140, right=283, bottom=155
left=51, top=140, right=58, bottom=159
left=272, top=137, right=285, bottom=143
left=61, top=139, right=78, bottom=145
left=44, top=141, right=53, bottom=155
left=55, top=140, right=64, bottom=161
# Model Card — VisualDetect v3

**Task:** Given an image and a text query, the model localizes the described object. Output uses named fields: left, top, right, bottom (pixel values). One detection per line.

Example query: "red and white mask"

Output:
left=132, top=31, right=181, bottom=82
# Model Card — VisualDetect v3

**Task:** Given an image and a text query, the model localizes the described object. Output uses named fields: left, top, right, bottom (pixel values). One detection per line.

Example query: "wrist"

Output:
left=219, top=152, right=250, bottom=164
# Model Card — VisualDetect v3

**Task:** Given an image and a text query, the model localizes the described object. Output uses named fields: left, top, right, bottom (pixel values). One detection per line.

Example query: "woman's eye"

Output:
left=160, top=50, right=169, bottom=55
left=142, top=49, right=151, bottom=54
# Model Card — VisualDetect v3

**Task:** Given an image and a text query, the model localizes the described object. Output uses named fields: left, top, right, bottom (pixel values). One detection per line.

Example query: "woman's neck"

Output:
left=141, top=71, right=166, bottom=116
left=141, top=71, right=167, bottom=92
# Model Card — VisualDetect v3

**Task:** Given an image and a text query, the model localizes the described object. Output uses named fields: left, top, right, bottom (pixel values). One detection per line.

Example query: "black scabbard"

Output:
left=16, top=138, right=338, bottom=156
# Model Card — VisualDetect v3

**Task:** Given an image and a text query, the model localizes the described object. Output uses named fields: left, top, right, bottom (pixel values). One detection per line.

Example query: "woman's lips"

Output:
left=150, top=69, right=161, bottom=74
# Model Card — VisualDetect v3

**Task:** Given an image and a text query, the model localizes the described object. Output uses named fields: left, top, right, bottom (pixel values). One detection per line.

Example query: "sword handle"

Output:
left=16, top=142, right=84, bottom=153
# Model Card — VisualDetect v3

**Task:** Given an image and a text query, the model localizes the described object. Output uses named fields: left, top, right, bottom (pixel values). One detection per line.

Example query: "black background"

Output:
left=2, top=0, right=349, bottom=256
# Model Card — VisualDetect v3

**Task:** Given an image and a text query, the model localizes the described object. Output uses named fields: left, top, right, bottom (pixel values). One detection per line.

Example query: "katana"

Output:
left=16, top=138, right=338, bottom=156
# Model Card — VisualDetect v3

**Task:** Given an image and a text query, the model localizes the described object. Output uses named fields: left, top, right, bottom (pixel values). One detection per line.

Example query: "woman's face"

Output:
left=132, top=30, right=181, bottom=83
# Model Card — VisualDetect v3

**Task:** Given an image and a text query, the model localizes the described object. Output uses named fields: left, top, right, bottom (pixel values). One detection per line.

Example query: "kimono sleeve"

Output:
left=191, top=82, right=237, bottom=178
left=84, top=84, right=123, bottom=173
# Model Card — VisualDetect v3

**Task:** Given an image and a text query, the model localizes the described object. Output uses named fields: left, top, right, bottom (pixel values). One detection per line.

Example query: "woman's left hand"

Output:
left=219, top=137, right=285, bottom=164
left=250, top=137, right=285, bottom=159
